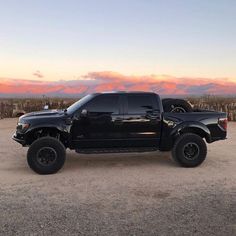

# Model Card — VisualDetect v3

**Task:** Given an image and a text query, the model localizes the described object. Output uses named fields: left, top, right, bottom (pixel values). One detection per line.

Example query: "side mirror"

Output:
left=81, top=109, right=88, bottom=117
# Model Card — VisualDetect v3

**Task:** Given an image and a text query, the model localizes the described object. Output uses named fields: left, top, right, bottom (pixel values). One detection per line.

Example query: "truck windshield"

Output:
left=66, top=94, right=95, bottom=115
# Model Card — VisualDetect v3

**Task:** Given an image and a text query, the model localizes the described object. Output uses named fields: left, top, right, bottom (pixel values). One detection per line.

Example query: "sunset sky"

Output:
left=0, top=0, right=236, bottom=95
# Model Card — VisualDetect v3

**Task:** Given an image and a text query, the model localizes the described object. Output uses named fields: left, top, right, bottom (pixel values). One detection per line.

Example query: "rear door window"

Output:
left=127, top=94, right=157, bottom=114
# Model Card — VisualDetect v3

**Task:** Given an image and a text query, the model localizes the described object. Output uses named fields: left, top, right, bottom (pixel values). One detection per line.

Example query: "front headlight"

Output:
left=17, top=122, right=30, bottom=132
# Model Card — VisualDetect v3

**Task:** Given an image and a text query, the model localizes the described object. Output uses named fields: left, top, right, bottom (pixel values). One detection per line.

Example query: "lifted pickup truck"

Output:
left=13, top=92, right=227, bottom=174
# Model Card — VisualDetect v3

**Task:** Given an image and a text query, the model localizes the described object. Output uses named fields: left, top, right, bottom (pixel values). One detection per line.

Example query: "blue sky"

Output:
left=0, top=0, right=236, bottom=80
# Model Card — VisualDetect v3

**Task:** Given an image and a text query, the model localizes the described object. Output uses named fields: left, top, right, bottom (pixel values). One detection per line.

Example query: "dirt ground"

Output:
left=0, top=118, right=235, bottom=236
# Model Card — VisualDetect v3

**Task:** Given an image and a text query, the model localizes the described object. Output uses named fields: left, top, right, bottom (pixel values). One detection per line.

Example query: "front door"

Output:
left=71, top=94, right=125, bottom=148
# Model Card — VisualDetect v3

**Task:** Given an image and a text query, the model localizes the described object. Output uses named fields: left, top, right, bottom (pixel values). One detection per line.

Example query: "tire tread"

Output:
left=27, top=137, right=66, bottom=174
left=172, top=133, right=207, bottom=167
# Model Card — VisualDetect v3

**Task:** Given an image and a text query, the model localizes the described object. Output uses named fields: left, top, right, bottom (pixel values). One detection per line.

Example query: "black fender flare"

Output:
left=26, top=124, right=67, bottom=134
left=170, top=121, right=212, bottom=143
left=24, top=124, right=70, bottom=145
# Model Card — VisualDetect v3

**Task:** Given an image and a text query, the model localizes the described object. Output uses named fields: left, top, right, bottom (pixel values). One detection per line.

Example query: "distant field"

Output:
left=1, top=95, right=236, bottom=120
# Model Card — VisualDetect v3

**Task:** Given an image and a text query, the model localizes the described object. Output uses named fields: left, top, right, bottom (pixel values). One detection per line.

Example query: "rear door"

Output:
left=123, top=93, right=161, bottom=147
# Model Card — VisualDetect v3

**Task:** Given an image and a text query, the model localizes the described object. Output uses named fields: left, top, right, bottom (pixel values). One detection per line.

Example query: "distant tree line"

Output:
left=187, top=95, right=236, bottom=121
left=0, top=98, right=76, bottom=119
left=1, top=95, right=236, bottom=121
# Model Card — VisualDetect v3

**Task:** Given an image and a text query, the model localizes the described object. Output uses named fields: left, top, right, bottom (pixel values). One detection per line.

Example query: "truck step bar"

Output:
left=75, top=147, right=158, bottom=154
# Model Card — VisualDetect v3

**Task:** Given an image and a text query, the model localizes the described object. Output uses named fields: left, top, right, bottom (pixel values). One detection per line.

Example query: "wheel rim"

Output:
left=36, top=147, right=57, bottom=166
left=183, top=142, right=199, bottom=160
left=170, top=106, right=186, bottom=113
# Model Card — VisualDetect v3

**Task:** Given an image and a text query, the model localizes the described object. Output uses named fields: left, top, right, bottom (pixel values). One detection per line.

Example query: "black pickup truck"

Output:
left=13, top=92, right=227, bottom=174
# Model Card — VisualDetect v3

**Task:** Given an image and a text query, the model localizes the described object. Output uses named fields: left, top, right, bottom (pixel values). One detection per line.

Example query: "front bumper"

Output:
left=12, top=132, right=26, bottom=146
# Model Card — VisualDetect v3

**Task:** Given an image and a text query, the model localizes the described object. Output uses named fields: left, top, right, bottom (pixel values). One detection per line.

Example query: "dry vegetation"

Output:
left=0, top=95, right=236, bottom=120
left=187, top=95, right=236, bottom=121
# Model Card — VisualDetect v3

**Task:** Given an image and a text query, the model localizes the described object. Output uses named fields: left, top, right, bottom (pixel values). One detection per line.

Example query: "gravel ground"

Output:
left=0, top=118, right=235, bottom=236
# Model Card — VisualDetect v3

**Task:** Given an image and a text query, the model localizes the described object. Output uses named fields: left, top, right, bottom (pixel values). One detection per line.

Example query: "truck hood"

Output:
left=20, top=109, right=65, bottom=120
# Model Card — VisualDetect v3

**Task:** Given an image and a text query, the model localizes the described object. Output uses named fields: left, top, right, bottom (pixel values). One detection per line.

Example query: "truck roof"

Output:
left=96, top=91, right=157, bottom=95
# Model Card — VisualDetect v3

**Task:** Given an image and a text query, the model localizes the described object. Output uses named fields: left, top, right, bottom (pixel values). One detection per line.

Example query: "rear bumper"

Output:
left=210, top=136, right=227, bottom=143
left=12, top=132, right=26, bottom=146
left=208, top=131, right=227, bottom=143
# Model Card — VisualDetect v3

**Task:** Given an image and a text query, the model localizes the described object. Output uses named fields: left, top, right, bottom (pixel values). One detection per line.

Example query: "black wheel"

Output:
left=27, top=137, right=66, bottom=174
left=172, top=133, right=207, bottom=167
left=162, top=99, right=193, bottom=113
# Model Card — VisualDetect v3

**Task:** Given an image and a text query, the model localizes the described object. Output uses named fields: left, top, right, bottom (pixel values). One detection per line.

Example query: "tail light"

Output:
left=218, top=118, right=227, bottom=131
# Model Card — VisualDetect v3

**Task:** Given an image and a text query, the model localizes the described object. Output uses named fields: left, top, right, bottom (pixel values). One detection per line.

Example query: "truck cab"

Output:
left=70, top=92, right=162, bottom=149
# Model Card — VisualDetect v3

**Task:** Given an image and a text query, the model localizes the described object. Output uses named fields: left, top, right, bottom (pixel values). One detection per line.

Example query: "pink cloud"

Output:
left=0, top=71, right=236, bottom=96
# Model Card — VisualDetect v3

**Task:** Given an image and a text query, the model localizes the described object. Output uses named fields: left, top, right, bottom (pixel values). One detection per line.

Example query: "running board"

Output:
left=75, top=147, right=158, bottom=154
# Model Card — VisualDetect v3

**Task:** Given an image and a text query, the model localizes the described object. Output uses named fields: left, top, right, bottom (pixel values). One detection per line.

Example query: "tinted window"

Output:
left=66, top=94, right=95, bottom=114
left=86, top=95, right=119, bottom=114
left=128, top=95, right=155, bottom=114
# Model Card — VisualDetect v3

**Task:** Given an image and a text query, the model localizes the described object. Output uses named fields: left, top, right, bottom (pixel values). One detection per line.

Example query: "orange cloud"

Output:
left=0, top=71, right=236, bottom=96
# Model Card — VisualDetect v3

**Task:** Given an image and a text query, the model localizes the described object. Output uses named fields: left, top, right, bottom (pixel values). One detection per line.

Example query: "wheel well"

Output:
left=26, top=127, right=67, bottom=146
left=180, top=127, right=207, bottom=140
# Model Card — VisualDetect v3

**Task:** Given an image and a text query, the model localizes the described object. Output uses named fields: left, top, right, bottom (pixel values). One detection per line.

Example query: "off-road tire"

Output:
left=27, top=137, right=66, bottom=174
left=172, top=133, right=207, bottom=167
left=162, top=98, right=193, bottom=113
